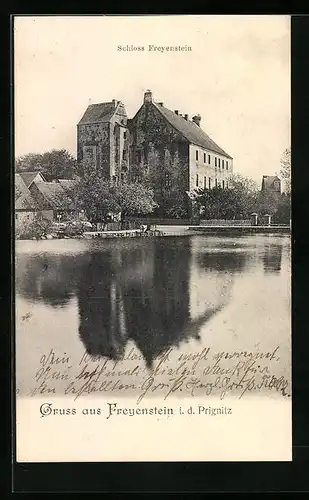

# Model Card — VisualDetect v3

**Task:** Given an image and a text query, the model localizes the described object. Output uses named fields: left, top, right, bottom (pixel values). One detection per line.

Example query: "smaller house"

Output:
left=18, top=171, right=46, bottom=189
left=15, top=173, right=39, bottom=224
left=261, top=176, right=281, bottom=195
left=29, top=181, right=76, bottom=221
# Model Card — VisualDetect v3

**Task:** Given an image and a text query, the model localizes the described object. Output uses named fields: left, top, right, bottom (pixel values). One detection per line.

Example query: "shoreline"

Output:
left=15, top=224, right=291, bottom=241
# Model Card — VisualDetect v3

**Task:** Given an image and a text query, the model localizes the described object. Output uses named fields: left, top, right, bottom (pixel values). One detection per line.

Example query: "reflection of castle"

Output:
left=76, top=239, right=193, bottom=366
left=76, top=238, right=240, bottom=367
left=16, top=238, right=253, bottom=366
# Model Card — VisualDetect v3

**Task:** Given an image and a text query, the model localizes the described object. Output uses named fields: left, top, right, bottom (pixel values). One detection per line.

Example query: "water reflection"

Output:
left=262, top=242, right=283, bottom=273
left=15, top=254, right=87, bottom=307
left=15, top=236, right=286, bottom=366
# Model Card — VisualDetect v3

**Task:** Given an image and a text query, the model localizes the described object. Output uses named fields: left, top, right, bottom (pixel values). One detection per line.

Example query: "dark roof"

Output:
left=153, top=102, right=233, bottom=159
left=19, top=171, right=45, bottom=188
left=57, top=179, right=77, bottom=194
left=262, top=175, right=281, bottom=191
left=78, top=102, right=118, bottom=125
left=15, top=174, right=38, bottom=210
left=33, top=181, right=75, bottom=210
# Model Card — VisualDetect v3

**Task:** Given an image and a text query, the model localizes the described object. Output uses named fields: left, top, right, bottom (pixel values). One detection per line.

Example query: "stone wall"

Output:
left=128, top=102, right=190, bottom=216
left=77, top=122, right=111, bottom=179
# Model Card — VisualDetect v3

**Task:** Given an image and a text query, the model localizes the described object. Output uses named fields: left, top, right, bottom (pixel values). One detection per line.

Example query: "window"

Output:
left=196, top=150, right=199, bottom=161
left=196, top=174, right=199, bottom=187
left=121, top=173, right=124, bottom=182
left=218, top=158, right=220, bottom=168
left=15, top=214, right=18, bottom=220
left=222, top=180, right=225, bottom=189
left=208, top=177, right=211, bottom=189
left=123, top=131, right=127, bottom=140
left=215, top=178, right=218, bottom=187
left=208, top=155, right=211, bottom=164
left=136, top=151, right=142, bottom=163
left=123, top=150, right=127, bottom=161
left=27, top=215, right=30, bottom=219
left=226, top=161, right=228, bottom=170
left=215, top=157, right=217, bottom=167
left=204, top=176, right=207, bottom=188
left=226, top=181, right=228, bottom=189
left=204, top=153, right=206, bottom=163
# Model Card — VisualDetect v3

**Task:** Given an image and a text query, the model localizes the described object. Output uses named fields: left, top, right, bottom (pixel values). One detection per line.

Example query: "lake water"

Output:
left=15, top=234, right=291, bottom=401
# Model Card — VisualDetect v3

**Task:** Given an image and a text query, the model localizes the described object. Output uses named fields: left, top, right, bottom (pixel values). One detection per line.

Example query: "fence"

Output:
left=199, top=219, right=251, bottom=226
left=101, top=219, right=251, bottom=229
left=124, top=217, right=192, bottom=226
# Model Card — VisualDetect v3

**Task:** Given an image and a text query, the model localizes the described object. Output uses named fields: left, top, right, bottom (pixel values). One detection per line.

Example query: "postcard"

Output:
left=14, top=14, right=291, bottom=462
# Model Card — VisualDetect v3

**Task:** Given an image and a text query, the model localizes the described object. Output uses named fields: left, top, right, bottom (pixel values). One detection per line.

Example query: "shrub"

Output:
left=16, top=217, right=52, bottom=240
left=62, top=221, right=84, bottom=237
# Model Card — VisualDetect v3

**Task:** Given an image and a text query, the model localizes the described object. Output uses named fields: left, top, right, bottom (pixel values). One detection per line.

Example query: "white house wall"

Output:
left=189, top=144, right=233, bottom=191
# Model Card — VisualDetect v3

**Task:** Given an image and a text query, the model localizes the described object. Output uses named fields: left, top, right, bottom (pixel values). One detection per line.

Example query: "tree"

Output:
left=73, top=173, right=157, bottom=229
left=142, top=147, right=188, bottom=217
left=256, top=190, right=280, bottom=216
left=73, top=175, right=121, bottom=228
left=15, top=149, right=77, bottom=180
left=273, top=193, right=291, bottom=224
left=195, top=173, right=259, bottom=220
left=227, top=173, right=259, bottom=218
left=114, top=182, right=157, bottom=223
left=278, top=147, right=291, bottom=194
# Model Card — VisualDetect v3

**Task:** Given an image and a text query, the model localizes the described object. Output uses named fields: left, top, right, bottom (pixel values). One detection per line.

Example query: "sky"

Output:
left=14, top=15, right=290, bottom=183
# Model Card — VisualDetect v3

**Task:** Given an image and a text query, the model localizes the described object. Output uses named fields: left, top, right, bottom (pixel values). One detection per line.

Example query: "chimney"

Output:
left=158, top=102, right=164, bottom=106
left=144, top=89, right=153, bottom=103
left=192, top=114, right=201, bottom=126
left=179, top=113, right=183, bottom=117
left=112, top=99, right=117, bottom=107
left=174, top=110, right=179, bottom=115
left=184, top=114, right=188, bottom=120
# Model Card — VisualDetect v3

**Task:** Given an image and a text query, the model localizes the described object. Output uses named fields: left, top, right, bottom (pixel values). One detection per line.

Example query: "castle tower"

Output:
left=77, top=99, right=129, bottom=182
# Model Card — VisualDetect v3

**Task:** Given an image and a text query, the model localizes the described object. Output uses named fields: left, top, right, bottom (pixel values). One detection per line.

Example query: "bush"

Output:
left=62, top=221, right=84, bottom=237
left=16, top=217, right=52, bottom=240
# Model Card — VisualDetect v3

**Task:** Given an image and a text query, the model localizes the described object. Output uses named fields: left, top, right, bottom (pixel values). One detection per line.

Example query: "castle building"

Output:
left=77, top=90, right=233, bottom=216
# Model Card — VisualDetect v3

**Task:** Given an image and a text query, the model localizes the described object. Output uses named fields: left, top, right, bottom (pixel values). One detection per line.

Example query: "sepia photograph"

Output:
left=14, top=15, right=291, bottom=462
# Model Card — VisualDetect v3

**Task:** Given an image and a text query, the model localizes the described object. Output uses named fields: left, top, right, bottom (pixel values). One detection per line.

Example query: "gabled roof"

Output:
left=19, top=171, right=46, bottom=188
left=57, top=179, right=77, bottom=194
left=33, top=181, right=75, bottom=210
left=152, top=102, right=233, bottom=159
left=78, top=101, right=118, bottom=125
left=15, top=174, right=38, bottom=210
